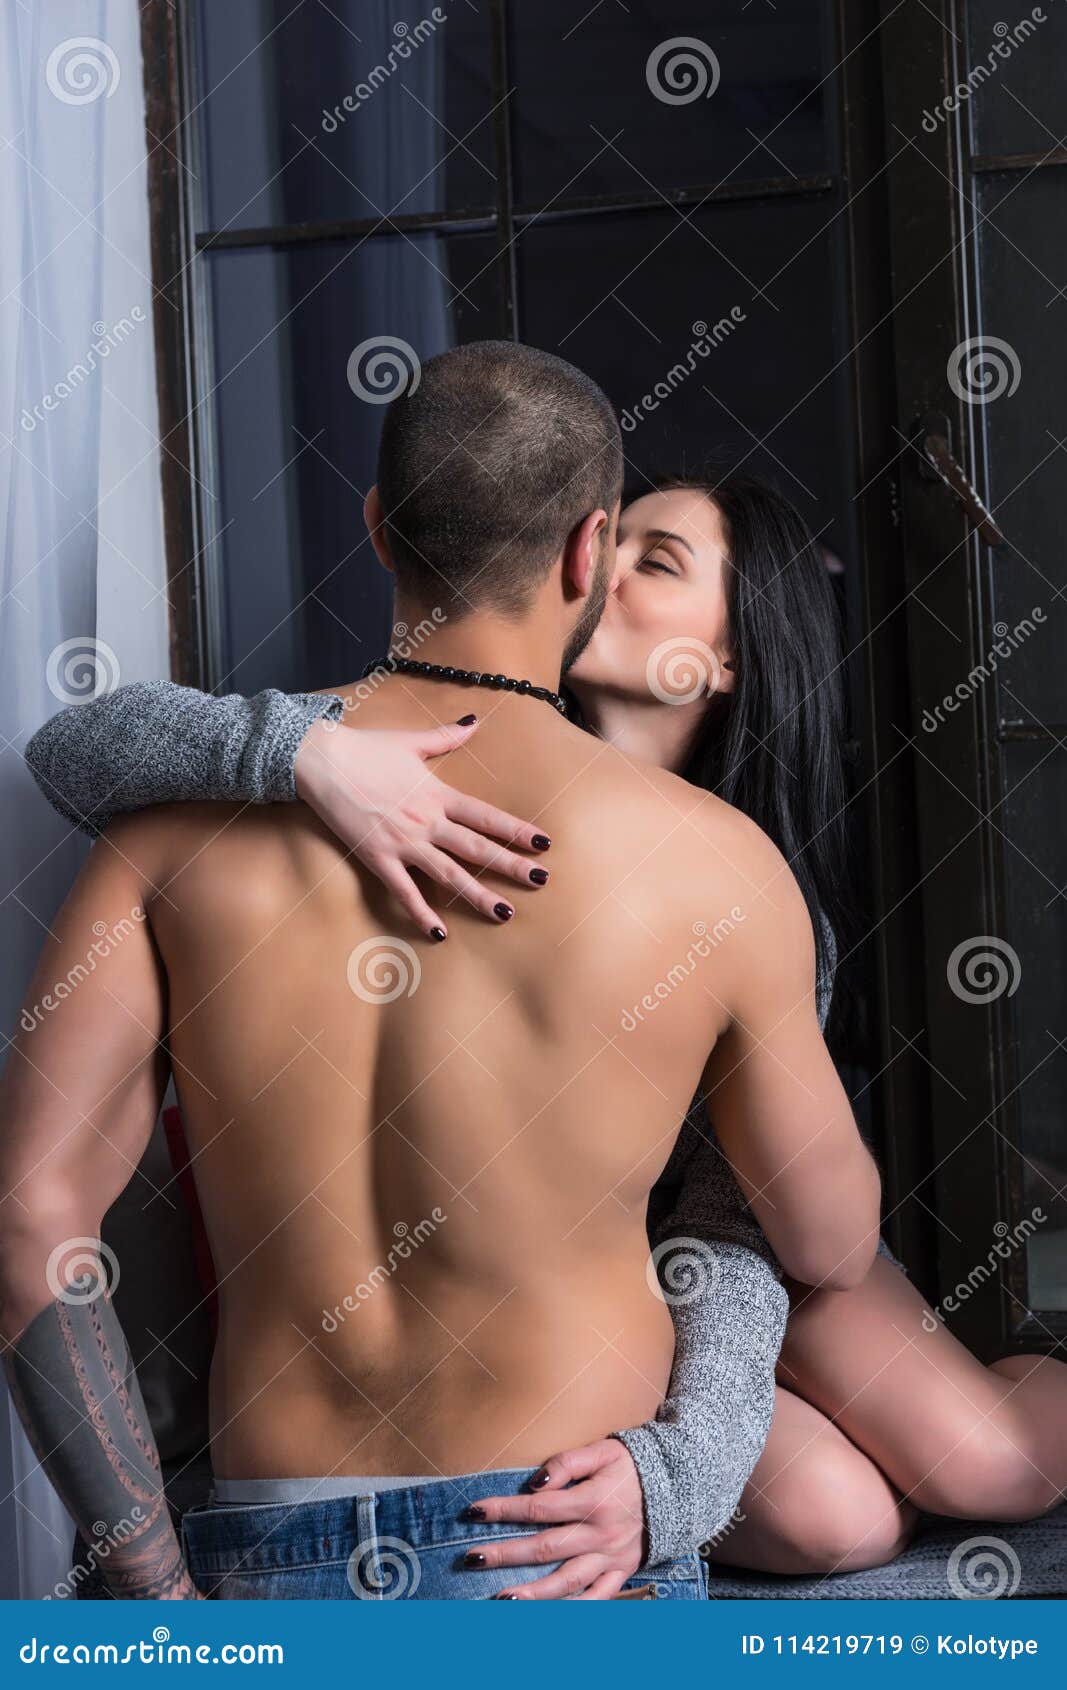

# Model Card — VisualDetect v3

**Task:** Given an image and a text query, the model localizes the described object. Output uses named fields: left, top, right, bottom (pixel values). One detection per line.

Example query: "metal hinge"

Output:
left=914, top=412, right=1006, bottom=548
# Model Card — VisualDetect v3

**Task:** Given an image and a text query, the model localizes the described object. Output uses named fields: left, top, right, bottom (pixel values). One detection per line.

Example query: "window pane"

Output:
left=508, top=0, right=834, bottom=206
left=973, top=170, right=1067, bottom=725
left=201, top=232, right=502, bottom=694
left=517, top=198, right=855, bottom=558
left=964, top=2, right=1067, bottom=158
left=192, top=0, right=496, bottom=232
left=999, top=741, right=1067, bottom=1312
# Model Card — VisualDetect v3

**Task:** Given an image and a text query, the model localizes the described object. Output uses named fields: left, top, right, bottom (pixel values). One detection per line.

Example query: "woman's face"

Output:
left=567, top=488, right=735, bottom=703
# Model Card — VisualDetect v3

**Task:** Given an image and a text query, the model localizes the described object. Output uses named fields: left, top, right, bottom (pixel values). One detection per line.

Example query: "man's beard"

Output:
left=561, top=551, right=611, bottom=675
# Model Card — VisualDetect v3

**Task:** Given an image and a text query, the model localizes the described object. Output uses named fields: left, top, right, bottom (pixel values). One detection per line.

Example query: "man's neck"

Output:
left=388, top=601, right=565, bottom=696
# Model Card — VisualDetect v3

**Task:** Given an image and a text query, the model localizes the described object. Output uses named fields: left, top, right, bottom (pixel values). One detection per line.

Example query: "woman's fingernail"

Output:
left=531, top=834, right=551, bottom=851
left=457, top=714, right=477, bottom=726
left=529, top=868, right=549, bottom=885
left=494, top=903, right=514, bottom=922
left=528, top=1469, right=551, bottom=1489
left=492, top=1592, right=518, bottom=1599
left=429, top=927, right=447, bottom=942
left=464, top=1551, right=487, bottom=1569
left=462, top=1505, right=486, bottom=1521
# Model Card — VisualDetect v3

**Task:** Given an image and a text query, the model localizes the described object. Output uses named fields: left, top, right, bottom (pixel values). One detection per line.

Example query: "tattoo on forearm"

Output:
left=3, top=1267, right=200, bottom=1599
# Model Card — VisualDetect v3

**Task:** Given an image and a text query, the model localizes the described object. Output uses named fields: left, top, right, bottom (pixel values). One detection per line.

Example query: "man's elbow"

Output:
left=783, top=1159, right=882, bottom=1292
left=0, top=1183, right=98, bottom=1342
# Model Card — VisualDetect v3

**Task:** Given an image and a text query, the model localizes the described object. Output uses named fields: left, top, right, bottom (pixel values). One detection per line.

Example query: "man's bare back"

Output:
left=139, top=676, right=766, bottom=1479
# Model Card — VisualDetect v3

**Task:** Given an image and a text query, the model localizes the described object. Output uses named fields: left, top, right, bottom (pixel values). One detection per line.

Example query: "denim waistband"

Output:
left=182, top=1467, right=539, bottom=1575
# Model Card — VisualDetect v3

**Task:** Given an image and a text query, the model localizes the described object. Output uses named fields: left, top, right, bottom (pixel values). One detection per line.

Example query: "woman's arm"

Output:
left=25, top=681, right=553, bottom=935
left=25, top=680, right=341, bottom=835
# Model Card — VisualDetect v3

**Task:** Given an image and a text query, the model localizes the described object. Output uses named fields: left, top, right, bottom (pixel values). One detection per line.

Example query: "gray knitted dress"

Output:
left=24, top=682, right=889, bottom=1568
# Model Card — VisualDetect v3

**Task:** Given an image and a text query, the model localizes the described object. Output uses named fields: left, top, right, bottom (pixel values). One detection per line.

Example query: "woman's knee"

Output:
left=757, top=1442, right=915, bottom=1574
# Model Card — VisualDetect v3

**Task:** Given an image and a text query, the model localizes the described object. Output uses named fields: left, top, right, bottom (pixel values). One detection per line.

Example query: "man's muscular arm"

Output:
left=698, top=817, right=881, bottom=1290
left=0, top=816, right=201, bottom=1598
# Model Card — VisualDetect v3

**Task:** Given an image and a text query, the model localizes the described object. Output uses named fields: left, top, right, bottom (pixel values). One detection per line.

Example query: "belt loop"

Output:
left=357, top=1492, right=377, bottom=1597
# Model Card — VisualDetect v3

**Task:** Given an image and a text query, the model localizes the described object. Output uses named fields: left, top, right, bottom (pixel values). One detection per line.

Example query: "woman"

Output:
left=26, top=471, right=1067, bottom=1597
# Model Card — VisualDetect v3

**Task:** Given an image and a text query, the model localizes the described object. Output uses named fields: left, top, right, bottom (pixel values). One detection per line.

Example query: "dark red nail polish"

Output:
left=529, top=868, right=549, bottom=885
left=494, top=903, right=514, bottom=921
left=457, top=714, right=477, bottom=726
left=464, top=1551, right=487, bottom=1568
left=531, top=834, right=551, bottom=851
left=492, top=1592, right=518, bottom=1599
left=429, top=927, right=447, bottom=942
left=528, top=1468, right=550, bottom=1489
left=462, top=1505, right=486, bottom=1521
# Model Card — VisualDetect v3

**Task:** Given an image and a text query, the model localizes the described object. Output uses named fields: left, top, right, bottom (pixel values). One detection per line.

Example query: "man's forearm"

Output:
left=2, top=1260, right=200, bottom=1599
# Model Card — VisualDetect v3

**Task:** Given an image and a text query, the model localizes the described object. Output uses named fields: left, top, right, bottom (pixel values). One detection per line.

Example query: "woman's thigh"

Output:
left=777, top=1255, right=1061, bottom=1518
left=705, top=1385, right=917, bottom=1576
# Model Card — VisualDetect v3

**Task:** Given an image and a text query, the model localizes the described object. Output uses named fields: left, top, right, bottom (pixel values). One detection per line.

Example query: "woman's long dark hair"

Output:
left=655, top=469, right=857, bottom=1005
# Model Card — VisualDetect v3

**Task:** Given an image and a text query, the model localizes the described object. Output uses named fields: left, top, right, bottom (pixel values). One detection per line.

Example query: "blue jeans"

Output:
left=181, top=1467, right=708, bottom=1600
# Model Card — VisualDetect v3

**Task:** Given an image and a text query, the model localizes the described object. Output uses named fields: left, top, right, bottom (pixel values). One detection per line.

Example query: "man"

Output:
left=0, top=341, right=880, bottom=1599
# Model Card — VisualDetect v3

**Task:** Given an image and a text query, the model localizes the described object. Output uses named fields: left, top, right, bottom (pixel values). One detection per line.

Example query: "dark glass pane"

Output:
left=972, top=170, right=1067, bottom=725
left=192, top=0, right=496, bottom=231
left=964, top=2, right=1067, bottom=158
left=517, top=197, right=856, bottom=559
left=202, top=231, right=502, bottom=695
left=999, top=740, right=1067, bottom=1312
left=508, top=0, right=834, bottom=206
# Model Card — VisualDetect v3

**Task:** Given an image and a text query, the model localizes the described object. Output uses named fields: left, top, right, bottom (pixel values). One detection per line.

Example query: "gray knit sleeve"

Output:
left=24, top=681, right=345, bottom=836
left=612, top=912, right=840, bottom=1567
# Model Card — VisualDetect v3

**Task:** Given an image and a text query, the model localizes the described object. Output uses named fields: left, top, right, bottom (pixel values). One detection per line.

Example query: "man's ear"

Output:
left=562, top=507, right=610, bottom=599
left=364, top=485, right=394, bottom=573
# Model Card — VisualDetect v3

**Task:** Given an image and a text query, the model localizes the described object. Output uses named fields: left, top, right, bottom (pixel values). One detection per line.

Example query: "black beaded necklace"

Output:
left=361, top=654, right=569, bottom=716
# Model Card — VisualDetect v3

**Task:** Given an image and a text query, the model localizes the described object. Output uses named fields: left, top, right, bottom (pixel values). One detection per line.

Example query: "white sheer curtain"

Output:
left=0, top=0, right=168, bottom=1598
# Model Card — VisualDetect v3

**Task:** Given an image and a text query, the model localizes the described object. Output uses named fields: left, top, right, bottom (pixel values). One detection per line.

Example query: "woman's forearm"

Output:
left=25, top=680, right=343, bottom=835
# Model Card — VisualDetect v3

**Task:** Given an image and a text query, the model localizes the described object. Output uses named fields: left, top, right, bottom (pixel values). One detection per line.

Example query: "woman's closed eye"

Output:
left=638, top=553, right=678, bottom=576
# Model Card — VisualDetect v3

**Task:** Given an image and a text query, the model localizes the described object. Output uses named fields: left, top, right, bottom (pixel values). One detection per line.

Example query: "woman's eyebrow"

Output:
left=644, top=527, right=696, bottom=558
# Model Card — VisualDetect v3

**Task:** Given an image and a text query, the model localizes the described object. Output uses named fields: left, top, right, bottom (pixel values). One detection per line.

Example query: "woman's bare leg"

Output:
left=778, top=1255, right=1067, bottom=1520
left=705, top=1385, right=919, bottom=1574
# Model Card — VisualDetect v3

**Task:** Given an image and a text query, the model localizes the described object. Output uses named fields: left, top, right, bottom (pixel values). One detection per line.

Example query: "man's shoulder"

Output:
left=100, top=799, right=335, bottom=892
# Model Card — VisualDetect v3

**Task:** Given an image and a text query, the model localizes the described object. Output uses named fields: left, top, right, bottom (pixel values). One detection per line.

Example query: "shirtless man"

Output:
left=0, top=341, right=880, bottom=1600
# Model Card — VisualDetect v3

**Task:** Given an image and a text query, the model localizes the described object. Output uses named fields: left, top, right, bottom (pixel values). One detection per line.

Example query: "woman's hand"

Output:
left=295, top=715, right=552, bottom=938
left=466, top=1439, right=646, bottom=1600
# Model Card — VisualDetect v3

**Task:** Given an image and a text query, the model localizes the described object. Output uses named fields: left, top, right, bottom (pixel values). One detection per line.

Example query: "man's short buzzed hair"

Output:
left=376, top=340, right=623, bottom=616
